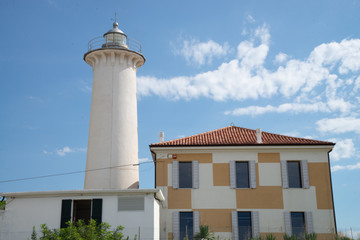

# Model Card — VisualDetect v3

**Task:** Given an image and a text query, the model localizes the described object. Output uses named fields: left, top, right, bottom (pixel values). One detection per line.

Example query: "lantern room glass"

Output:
left=104, top=33, right=127, bottom=47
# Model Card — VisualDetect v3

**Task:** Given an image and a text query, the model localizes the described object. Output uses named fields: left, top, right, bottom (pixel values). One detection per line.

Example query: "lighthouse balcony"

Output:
left=87, top=36, right=143, bottom=54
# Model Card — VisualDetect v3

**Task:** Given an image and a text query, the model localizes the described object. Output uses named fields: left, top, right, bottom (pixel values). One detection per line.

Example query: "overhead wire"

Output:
left=0, top=161, right=154, bottom=184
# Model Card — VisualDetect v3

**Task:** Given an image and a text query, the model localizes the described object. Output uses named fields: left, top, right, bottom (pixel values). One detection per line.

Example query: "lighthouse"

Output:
left=83, top=21, right=145, bottom=189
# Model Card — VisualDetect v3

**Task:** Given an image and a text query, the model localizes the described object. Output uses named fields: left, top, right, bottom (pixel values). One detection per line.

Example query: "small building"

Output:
left=0, top=189, right=164, bottom=239
left=150, top=126, right=337, bottom=240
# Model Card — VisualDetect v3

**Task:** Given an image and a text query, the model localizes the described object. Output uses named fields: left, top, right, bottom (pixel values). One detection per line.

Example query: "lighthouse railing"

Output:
left=87, top=36, right=142, bottom=54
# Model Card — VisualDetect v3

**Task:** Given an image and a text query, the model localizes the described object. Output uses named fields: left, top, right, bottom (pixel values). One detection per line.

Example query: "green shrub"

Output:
left=194, top=225, right=215, bottom=240
left=335, top=235, right=351, bottom=240
left=265, top=233, right=276, bottom=240
left=305, top=233, right=317, bottom=240
left=0, top=201, right=5, bottom=210
left=283, top=234, right=299, bottom=240
left=31, top=226, right=37, bottom=240
left=30, top=219, right=134, bottom=240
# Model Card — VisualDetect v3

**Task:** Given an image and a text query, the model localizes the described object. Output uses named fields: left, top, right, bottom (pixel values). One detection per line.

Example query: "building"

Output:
left=0, top=21, right=164, bottom=240
left=150, top=126, right=337, bottom=240
left=0, top=189, right=163, bottom=239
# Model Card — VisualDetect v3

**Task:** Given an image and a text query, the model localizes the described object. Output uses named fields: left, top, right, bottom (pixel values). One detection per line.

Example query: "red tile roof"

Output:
left=150, top=126, right=334, bottom=147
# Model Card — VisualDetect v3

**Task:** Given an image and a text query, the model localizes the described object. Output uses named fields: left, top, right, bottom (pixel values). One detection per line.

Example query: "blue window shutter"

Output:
left=192, top=161, right=199, bottom=189
left=251, top=211, right=260, bottom=238
left=249, top=160, right=257, bottom=189
left=305, top=211, right=314, bottom=234
left=173, top=161, right=179, bottom=189
left=281, top=161, right=289, bottom=189
left=284, top=211, right=292, bottom=236
left=301, top=160, right=310, bottom=189
left=230, top=161, right=236, bottom=189
left=92, top=199, right=102, bottom=224
left=232, top=211, right=239, bottom=240
left=60, top=199, right=72, bottom=228
left=193, top=211, right=200, bottom=234
left=173, top=211, right=180, bottom=240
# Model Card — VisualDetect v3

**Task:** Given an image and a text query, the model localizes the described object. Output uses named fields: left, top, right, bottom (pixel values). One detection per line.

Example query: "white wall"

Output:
left=84, top=49, right=144, bottom=190
left=0, top=194, right=160, bottom=240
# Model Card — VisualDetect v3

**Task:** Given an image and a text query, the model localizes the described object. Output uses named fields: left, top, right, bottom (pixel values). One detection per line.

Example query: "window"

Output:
left=173, top=211, right=200, bottom=240
left=236, top=162, right=250, bottom=188
left=179, top=162, right=193, bottom=188
left=172, top=161, right=199, bottom=189
left=291, top=212, right=305, bottom=239
left=238, top=212, right=252, bottom=240
left=232, top=211, right=259, bottom=240
left=230, top=161, right=256, bottom=189
left=180, top=212, right=193, bottom=240
left=284, top=211, right=313, bottom=237
left=281, top=160, right=309, bottom=189
left=73, top=200, right=91, bottom=224
left=287, top=162, right=302, bottom=188
left=60, top=199, right=102, bottom=228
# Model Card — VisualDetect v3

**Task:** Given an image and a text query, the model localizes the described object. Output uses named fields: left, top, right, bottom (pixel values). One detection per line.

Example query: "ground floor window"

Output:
left=180, top=212, right=193, bottom=240
left=60, top=199, right=102, bottom=228
left=238, top=212, right=252, bottom=240
left=291, top=212, right=305, bottom=238
left=73, top=200, right=92, bottom=224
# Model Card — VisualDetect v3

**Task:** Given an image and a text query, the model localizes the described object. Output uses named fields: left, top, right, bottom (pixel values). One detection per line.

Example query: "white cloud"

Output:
left=224, top=100, right=354, bottom=116
left=331, top=162, right=360, bottom=172
left=328, top=138, right=355, bottom=161
left=317, top=117, right=360, bottom=134
left=174, top=39, right=230, bottom=66
left=246, top=14, right=256, bottom=23
left=55, top=146, right=86, bottom=156
left=354, top=76, right=360, bottom=92
left=274, top=52, right=288, bottom=64
left=43, top=150, right=53, bottom=155
left=309, top=39, right=360, bottom=74
left=56, top=146, right=74, bottom=156
left=138, top=26, right=360, bottom=105
left=79, top=80, right=92, bottom=93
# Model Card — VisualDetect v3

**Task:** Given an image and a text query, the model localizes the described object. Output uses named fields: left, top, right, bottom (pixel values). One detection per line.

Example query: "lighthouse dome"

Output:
left=104, top=21, right=126, bottom=36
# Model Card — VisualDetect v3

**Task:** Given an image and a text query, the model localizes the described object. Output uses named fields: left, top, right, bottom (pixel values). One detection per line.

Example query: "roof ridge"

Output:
left=149, top=126, right=335, bottom=147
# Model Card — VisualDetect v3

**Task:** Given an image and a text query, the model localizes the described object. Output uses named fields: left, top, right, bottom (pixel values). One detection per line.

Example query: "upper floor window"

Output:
left=172, top=161, right=199, bottom=189
left=236, top=162, right=249, bottom=188
left=230, top=161, right=256, bottom=189
left=179, top=162, right=192, bottom=188
left=281, top=160, right=309, bottom=189
left=287, top=161, right=302, bottom=188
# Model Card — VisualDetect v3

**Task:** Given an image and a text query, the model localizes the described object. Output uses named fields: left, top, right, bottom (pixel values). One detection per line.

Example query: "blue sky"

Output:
left=1, top=0, right=359, bottom=235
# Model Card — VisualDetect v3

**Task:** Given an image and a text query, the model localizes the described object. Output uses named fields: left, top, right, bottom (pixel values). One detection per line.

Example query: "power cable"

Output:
left=0, top=161, right=154, bottom=184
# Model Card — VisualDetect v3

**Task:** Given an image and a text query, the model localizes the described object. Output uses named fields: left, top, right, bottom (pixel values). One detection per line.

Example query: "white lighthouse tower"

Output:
left=83, top=21, right=145, bottom=189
